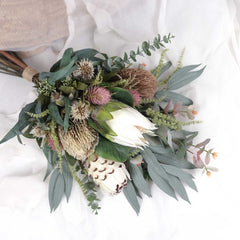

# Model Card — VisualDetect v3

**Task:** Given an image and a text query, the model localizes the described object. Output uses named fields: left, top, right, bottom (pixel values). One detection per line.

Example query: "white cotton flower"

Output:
left=84, top=156, right=130, bottom=194
left=106, top=106, right=156, bottom=148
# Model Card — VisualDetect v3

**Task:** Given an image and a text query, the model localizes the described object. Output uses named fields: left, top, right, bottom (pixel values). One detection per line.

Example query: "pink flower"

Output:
left=87, top=86, right=111, bottom=105
left=129, top=89, right=141, bottom=106
left=47, top=136, right=63, bottom=151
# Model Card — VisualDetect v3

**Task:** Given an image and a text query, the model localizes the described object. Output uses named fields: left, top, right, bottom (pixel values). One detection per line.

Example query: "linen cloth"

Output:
left=0, top=0, right=240, bottom=239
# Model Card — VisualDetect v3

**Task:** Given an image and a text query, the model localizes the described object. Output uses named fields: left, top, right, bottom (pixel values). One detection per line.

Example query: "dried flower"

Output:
left=58, top=120, right=99, bottom=161
left=87, top=86, right=111, bottom=105
left=71, top=100, right=91, bottom=120
left=206, top=171, right=211, bottom=177
left=129, top=89, right=141, bottom=106
left=73, top=59, right=94, bottom=81
left=30, top=123, right=46, bottom=138
left=212, top=152, right=218, bottom=160
left=47, top=135, right=63, bottom=151
left=115, top=68, right=157, bottom=98
left=84, top=155, right=130, bottom=194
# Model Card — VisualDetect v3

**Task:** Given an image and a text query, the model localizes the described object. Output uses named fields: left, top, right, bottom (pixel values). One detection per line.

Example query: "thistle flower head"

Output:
left=58, top=120, right=99, bottom=161
left=71, top=100, right=91, bottom=120
left=84, top=155, right=130, bottom=194
left=87, top=86, right=111, bottom=105
left=129, top=89, right=141, bottom=106
left=30, top=123, right=46, bottom=138
left=73, top=59, right=94, bottom=81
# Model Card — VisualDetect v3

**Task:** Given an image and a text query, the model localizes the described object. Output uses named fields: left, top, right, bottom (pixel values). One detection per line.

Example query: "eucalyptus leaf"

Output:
left=62, top=158, right=73, bottom=202
left=43, top=161, right=54, bottom=181
left=123, top=180, right=140, bottom=215
left=48, top=102, right=64, bottom=127
left=65, top=152, right=77, bottom=166
left=0, top=101, right=36, bottom=144
left=48, top=169, right=65, bottom=212
left=95, top=136, right=130, bottom=162
left=60, top=48, right=73, bottom=68
left=128, top=163, right=151, bottom=197
left=155, top=91, right=193, bottom=106
left=167, top=64, right=205, bottom=90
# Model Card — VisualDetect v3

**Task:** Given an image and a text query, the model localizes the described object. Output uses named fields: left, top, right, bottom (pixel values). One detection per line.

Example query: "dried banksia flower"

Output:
left=84, top=156, right=130, bottom=194
left=58, top=120, right=99, bottom=161
left=71, top=100, right=91, bottom=120
left=30, top=123, right=46, bottom=138
left=87, top=86, right=111, bottom=105
left=73, top=59, right=94, bottom=81
left=129, top=89, right=141, bottom=106
left=115, top=68, right=157, bottom=98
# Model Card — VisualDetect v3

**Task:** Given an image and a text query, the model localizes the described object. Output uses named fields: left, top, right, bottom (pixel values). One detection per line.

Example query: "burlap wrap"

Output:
left=0, top=0, right=69, bottom=53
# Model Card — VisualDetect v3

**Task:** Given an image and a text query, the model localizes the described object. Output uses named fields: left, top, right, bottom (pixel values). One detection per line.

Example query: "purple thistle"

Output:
left=87, top=86, right=111, bottom=105
left=129, top=89, right=141, bottom=106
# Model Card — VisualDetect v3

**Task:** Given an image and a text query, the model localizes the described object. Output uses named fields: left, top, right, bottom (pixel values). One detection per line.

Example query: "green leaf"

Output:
left=94, top=107, right=113, bottom=121
left=48, top=102, right=64, bottom=127
left=155, top=90, right=193, bottom=106
left=62, top=158, right=73, bottom=202
left=74, top=48, right=99, bottom=61
left=141, top=149, right=177, bottom=199
left=130, top=50, right=136, bottom=62
left=88, top=118, right=117, bottom=139
left=142, top=41, right=151, bottom=56
left=59, top=86, right=75, bottom=94
left=161, top=165, right=197, bottom=191
left=123, top=180, right=140, bottom=215
left=47, top=59, right=77, bottom=86
left=48, top=169, right=65, bottom=212
left=64, top=97, right=71, bottom=132
left=128, top=163, right=151, bottom=197
left=0, top=101, right=37, bottom=144
left=76, top=82, right=88, bottom=91
left=104, top=100, right=125, bottom=112
left=166, top=175, right=190, bottom=202
left=167, top=64, right=205, bottom=90
left=110, top=87, right=134, bottom=107
left=95, top=135, right=130, bottom=162
left=158, top=61, right=172, bottom=77
left=65, top=152, right=77, bottom=166
left=60, top=48, right=74, bottom=68
left=43, top=161, right=54, bottom=181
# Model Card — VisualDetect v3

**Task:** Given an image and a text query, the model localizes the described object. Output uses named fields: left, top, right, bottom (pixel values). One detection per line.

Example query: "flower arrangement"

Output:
left=0, top=34, right=217, bottom=214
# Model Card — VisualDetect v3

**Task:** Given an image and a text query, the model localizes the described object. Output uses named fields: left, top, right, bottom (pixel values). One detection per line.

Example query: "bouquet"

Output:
left=0, top=34, right=218, bottom=214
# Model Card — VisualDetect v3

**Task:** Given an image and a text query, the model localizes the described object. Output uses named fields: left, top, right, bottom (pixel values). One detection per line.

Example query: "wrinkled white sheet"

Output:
left=0, top=0, right=240, bottom=239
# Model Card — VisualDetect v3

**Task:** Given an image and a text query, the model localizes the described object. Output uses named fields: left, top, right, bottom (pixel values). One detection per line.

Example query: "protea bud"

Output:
left=58, top=120, right=99, bottom=160
left=84, top=155, right=130, bottom=194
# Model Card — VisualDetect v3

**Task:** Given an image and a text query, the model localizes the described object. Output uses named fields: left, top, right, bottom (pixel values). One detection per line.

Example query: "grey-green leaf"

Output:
left=167, top=175, right=190, bottom=202
left=167, top=64, right=205, bottom=90
left=60, top=48, right=73, bottom=68
left=0, top=101, right=36, bottom=144
left=123, top=180, right=140, bottom=215
left=64, top=97, right=71, bottom=132
left=62, top=158, right=73, bottom=202
left=155, top=90, right=193, bottom=106
left=48, top=102, right=64, bottom=127
left=48, top=169, right=65, bottom=212
left=128, top=163, right=151, bottom=197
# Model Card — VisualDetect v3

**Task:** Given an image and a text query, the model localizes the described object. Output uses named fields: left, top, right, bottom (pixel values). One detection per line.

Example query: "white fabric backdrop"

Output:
left=0, top=0, right=240, bottom=239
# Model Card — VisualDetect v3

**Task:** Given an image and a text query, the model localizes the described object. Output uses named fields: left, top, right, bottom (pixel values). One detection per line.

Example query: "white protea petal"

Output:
left=84, top=156, right=129, bottom=194
left=105, top=105, right=155, bottom=148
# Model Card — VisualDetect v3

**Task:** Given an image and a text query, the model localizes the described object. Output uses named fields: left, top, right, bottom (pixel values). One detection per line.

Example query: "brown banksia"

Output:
left=114, top=68, right=157, bottom=99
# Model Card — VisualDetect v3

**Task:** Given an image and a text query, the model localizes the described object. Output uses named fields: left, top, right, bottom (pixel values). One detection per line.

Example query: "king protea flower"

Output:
left=106, top=104, right=156, bottom=148
left=84, top=155, right=130, bottom=194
